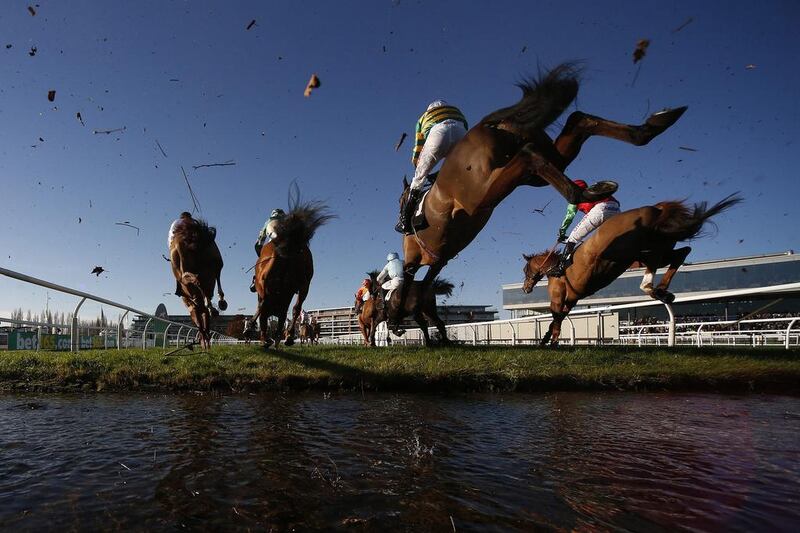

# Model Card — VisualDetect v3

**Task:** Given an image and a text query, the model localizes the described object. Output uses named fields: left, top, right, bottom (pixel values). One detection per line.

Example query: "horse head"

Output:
left=522, top=252, right=558, bottom=293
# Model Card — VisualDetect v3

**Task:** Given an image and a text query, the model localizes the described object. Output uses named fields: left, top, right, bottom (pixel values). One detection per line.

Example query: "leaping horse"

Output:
left=246, top=200, right=334, bottom=348
left=522, top=194, right=742, bottom=345
left=400, top=63, right=687, bottom=299
left=169, top=217, right=227, bottom=350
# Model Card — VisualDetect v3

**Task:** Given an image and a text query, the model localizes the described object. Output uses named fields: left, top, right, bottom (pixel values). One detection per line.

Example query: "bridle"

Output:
left=524, top=240, right=560, bottom=288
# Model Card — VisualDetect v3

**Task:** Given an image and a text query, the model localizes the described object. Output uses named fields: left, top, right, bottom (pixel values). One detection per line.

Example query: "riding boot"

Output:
left=175, top=280, right=183, bottom=297
left=250, top=275, right=257, bottom=293
left=552, top=242, right=576, bottom=277
left=395, top=189, right=421, bottom=234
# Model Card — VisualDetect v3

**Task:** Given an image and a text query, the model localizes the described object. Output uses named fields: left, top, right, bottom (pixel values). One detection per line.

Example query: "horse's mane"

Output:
left=481, top=62, right=581, bottom=133
left=524, top=250, right=560, bottom=273
left=273, top=197, right=335, bottom=257
left=173, top=217, right=217, bottom=251
left=366, top=269, right=453, bottom=296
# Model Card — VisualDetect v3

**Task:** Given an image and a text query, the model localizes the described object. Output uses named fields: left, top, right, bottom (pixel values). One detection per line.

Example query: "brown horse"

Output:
left=521, top=194, right=742, bottom=345
left=246, top=201, right=333, bottom=348
left=309, top=318, right=320, bottom=344
left=401, top=63, right=687, bottom=298
left=357, top=271, right=453, bottom=346
left=169, top=217, right=227, bottom=349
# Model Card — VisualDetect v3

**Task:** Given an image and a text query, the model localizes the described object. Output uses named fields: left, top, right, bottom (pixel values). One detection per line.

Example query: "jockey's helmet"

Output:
left=363, top=278, right=371, bottom=287
left=180, top=211, right=192, bottom=218
left=426, top=99, right=448, bottom=112
left=387, top=252, right=399, bottom=261
left=573, top=179, right=588, bottom=189
left=270, top=208, right=285, bottom=219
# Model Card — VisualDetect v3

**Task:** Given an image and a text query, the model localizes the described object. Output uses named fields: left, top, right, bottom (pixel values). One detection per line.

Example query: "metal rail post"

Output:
left=510, top=323, right=517, bottom=346
left=163, top=324, right=171, bottom=348
left=176, top=326, right=184, bottom=347
left=117, top=310, right=129, bottom=350
left=565, top=316, right=576, bottom=346
left=141, top=318, right=153, bottom=349
left=786, top=318, right=798, bottom=350
left=71, top=296, right=87, bottom=352
left=663, top=303, right=676, bottom=347
left=185, top=329, right=192, bottom=344
left=696, top=324, right=705, bottom=347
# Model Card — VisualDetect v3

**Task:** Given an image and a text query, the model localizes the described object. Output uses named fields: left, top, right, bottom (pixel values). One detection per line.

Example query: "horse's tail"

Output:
left=273, top=192, right=335, bottom=256
left=653, top=193, right=742, bottom=242
left=173, top=218, right=217, bottom=251
left=431, top=277, right=454, bottom=297
left=480, top=62, right=580, bottom=133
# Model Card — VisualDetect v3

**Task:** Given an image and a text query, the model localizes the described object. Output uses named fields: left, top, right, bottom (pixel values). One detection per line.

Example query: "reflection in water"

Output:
left=0, top=393, right=798, bottom=531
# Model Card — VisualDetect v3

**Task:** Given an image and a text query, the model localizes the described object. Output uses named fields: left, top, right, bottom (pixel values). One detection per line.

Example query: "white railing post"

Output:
left=696, top=325, right=705, bottom=347
left=510, top=323, right=517, bottom=346
left=565, top=316, right=576, bottom=346
left=163, top=324, right=171, bottom=348
left=786, top=318, right=798, bottom=350
left=71, top=296, right=87, bottom=352
left=142, top=317, right=153, bottom=349
left=664, top=303, right=676, bottom=347
left=471, top=325, right=477, bottom=346
left=176, top=326, right=184, bottom=347
left=118, top=310, right=129, bottom=349
left=185, top=329, right=192, bottom=344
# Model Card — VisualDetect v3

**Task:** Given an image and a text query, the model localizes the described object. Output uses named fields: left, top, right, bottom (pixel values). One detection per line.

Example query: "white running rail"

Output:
left=0, top=266, right=238, bottom=351
left=326, top=282, right=800, bottom=349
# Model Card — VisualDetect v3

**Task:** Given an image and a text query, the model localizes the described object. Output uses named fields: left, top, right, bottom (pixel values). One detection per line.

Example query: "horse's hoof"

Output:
left=582, top=181, right=618, bottom=202
left=284, top=337, right=295, bottom=347
left=218, top=299, right=228, bottom=311
left=210, top=307, right=220, bottom=318
left=646, top=106, right=688, bottom=129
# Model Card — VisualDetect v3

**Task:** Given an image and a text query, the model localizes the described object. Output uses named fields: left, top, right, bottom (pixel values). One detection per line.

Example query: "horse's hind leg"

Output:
left=423, top=309, right=449, bottom=345
left=523, top=146, right=611, bottom=204
left=654, top=246, right=691, bottom=303
left=216, top=271, right=227, bottom=311
left=414, top=312, right=430, bottom=346
left=553, top=107, right=688, bottom=168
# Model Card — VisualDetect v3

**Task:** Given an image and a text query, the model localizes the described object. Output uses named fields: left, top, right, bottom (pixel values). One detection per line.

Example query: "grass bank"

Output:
left=1, top=344, right=799, bottom=394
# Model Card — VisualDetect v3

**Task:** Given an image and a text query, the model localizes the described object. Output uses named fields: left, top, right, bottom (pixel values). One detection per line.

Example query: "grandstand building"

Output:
left=502, top=251, right=800, bottom=322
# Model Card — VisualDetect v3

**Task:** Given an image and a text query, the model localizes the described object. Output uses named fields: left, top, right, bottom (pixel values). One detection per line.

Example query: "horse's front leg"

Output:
left=653, top=246, right=691, bottom=304
left=285, top=283, right=309, bottom=347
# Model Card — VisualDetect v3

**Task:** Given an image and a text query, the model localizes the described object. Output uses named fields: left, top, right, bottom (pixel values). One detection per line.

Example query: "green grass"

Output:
left=1, top=344, right=799, bottom=393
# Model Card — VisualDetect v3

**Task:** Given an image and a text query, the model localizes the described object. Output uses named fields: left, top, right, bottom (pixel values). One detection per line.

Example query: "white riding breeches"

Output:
left=411, top=120, right=467, bottom=190
left=382, top=278, right=403, bottom=302
left=567, top=201, right=620, bottom=244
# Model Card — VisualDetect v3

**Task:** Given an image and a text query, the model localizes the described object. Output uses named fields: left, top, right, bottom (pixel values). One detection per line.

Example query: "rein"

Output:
left=245, top=255, right=274, bottom=273
left=527, top=240, right=560, bottom=283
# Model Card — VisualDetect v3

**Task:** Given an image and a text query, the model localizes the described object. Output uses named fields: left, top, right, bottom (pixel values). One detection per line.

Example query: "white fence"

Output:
left=0, top=266, right=238, bottom=351
left=326, top=282, right=800, bottom=349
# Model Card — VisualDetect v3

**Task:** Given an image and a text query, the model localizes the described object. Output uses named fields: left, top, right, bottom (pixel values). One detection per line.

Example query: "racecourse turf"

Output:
left=1, top=344, right=799, bottom=393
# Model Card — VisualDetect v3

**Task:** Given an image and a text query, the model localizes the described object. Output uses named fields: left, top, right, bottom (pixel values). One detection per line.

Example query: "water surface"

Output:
left=1, top=392, right=798, bottom=531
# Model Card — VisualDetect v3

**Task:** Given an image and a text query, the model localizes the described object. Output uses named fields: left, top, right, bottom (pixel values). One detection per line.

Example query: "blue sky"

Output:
left=1, top=0, right=798, bottom=321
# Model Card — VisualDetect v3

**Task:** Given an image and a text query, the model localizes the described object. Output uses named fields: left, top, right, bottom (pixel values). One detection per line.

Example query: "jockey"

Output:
left=250, top=208, right=286, bottom=293
left=554, top=179, right=620, bottom=276
left=396, top=100, right=468, bottom=234
left=377, top=252, right=404, bottom=304
left=255, top=208, right=286, bottom=256
left=168, top=212, right=193, bottom=296
left=354, top=278, right=372, bottom=314
left=167, top=211, right=193, bottom=249
left=300, top=308, right=308, bottom=325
